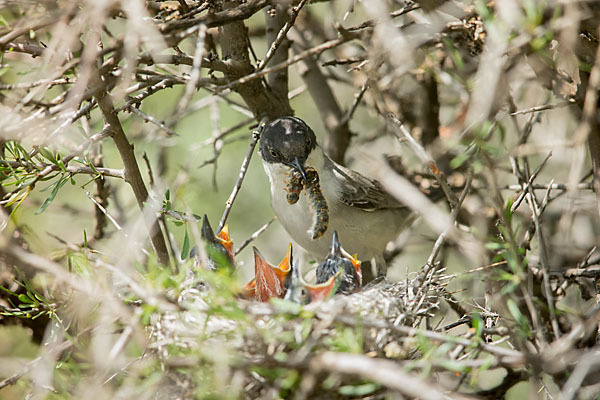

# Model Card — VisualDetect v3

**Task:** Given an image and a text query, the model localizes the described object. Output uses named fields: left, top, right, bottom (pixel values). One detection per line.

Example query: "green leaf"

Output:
left=35, top=175, right=68, bottom=214
left=38, top=147, right=57, bottom=164
left=0, top=285, right=17, bottom=296
left=472, top=314, right=483, bottom=337
left=18, top=293, right=33, bottom=304
left=180, top=229, right=190, bottom=260
left=57, top=158, right=67, bottom=172
left=339, top=383, right=380, bottom=396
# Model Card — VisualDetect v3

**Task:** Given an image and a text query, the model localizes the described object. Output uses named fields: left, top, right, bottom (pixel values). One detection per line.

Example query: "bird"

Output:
left=284, top=260, right=341, bottom=305
left=259, top=116, right=414, bottom=279
left=315, top=231, right=362, bottom=295
left=242, top=244, right=292, bottom=302
left=200, top=214, right=235, bottom=271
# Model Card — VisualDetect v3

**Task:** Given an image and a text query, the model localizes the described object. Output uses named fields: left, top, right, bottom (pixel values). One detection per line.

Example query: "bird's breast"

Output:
left=262, top=159, right=400, bottom=261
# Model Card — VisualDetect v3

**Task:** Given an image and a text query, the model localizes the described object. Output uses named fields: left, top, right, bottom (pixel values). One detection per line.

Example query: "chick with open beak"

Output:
left=201, top=214, right=234, bottom=271
left=315, top=231, right=362, bottom=295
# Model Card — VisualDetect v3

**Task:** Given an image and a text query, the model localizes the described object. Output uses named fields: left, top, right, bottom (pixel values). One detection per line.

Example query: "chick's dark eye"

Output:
left=269, top=148, right=279, bottom=158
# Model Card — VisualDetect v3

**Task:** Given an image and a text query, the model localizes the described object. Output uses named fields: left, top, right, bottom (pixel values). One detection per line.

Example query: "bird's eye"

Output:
left=269, top=148, right=279, bottom=158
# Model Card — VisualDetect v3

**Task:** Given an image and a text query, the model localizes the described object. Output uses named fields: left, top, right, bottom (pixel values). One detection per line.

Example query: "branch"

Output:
left=310, top=352, right=477, bottom=400
left=217, top=0, right=292, bottom=119
left=387, top=113, right=460, bottom=208
left=290, top=26, right=352, bottom=164
left=160, top=0, right=270, bottom=33
left=216, top=37, right=348, bottom=93
left=217, top=121, right=265, bottom=232
left=259, top=0, right=308, bottom=71
left=263, top=3, right=292, bottom=101
left=234, top=216, right=277, bottom=255
left=94, top=79, right=170, bottom=266
left=426, top=168, right=473, bottom=266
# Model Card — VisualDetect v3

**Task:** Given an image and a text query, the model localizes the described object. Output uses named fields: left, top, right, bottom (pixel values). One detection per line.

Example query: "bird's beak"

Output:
left=217, top=224, right=234, bottom=261
left=201, top=214, right=217, bottom=243
left=288, top=157, right=308, bottom=181
left=349, top=253, right=362, bottom=285
left=201, top=214, right=235, bottom=263
left=241, top=278, right=256, bottom=300
left=284, top=260, right=309, bottom=304
left=276, top=243, right=293, bottom=285
left=253, top=246, right=285, bottom=302
left=305, top=270, right=342, bottom=302
left=330, top=231, right=342, bottom=257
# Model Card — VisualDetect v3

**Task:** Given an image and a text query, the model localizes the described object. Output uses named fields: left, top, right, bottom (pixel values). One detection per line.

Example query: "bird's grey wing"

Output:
left=332, top=163, right=404, bottom=211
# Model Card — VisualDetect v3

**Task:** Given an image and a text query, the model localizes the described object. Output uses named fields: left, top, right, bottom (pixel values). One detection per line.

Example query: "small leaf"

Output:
left=339, top=383, right=379, bottom=396
left=180, top=229, right=190, bottom=260
left=35, top=176, right=68, bottom=214
left=18, top=294, right=33, bottom=304
left=38, top=147, right=57, bottom=164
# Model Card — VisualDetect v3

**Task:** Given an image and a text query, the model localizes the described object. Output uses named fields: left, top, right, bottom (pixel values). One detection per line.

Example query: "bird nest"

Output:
left=149, top=264, right=447, bottom=398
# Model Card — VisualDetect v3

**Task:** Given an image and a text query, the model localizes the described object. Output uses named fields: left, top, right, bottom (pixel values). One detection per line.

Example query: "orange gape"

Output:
left=216, top=225, right=234, bottom=261
left=242, top=244, right=292, bottom=302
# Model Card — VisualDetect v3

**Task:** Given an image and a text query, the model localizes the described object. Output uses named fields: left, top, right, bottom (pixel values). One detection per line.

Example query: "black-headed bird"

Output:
left=259, top=116, right=414, bottom=278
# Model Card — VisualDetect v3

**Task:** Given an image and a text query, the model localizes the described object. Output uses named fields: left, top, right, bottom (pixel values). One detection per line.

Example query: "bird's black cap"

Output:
left=260, top=117, right=317, bottom=167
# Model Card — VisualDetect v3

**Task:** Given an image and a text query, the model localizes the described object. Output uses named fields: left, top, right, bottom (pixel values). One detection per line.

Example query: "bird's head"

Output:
left=201, top=214, right=234, bottom=271
left=245, top=245, right=292, bottom=302
left=316, top=231, right=362, bottom=294
left=260, top=116, right=317, bottom=179
left=284, top=260, right=341, bottom=305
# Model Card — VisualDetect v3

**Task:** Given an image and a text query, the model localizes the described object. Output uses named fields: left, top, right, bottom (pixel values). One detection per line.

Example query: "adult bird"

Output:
left=259, top=116, right=413, bottom=279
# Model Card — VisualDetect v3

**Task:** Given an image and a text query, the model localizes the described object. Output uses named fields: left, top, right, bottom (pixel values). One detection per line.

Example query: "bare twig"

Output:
left=129, top=107, right=178, bottom=136
left=258, top=0, right=308, bottom=71
left=346, top=3, right=421, bottom=31
left=216, top=37, right=348, bottom=92
left=510, top=101, right=572, bottom=115
left=177, top=24, right=208, bottom=112
left=340, top=81, right=368, bottom=127
left=234, top=217, right=277, bottom=255
left=426, top=168, right=473, bottom=266
left=525, top=182, right=561, bottom=340
left=387, top=113, right=459, bottom=208
left=84, top=189, right=123, bottom=232
left=95, top=78, right=170, bottom=266
left=310, top=352, right=476, bottom=400
left=510, top=152, right=553, bottom=212
left=217, top=120, right=266, bottom=232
